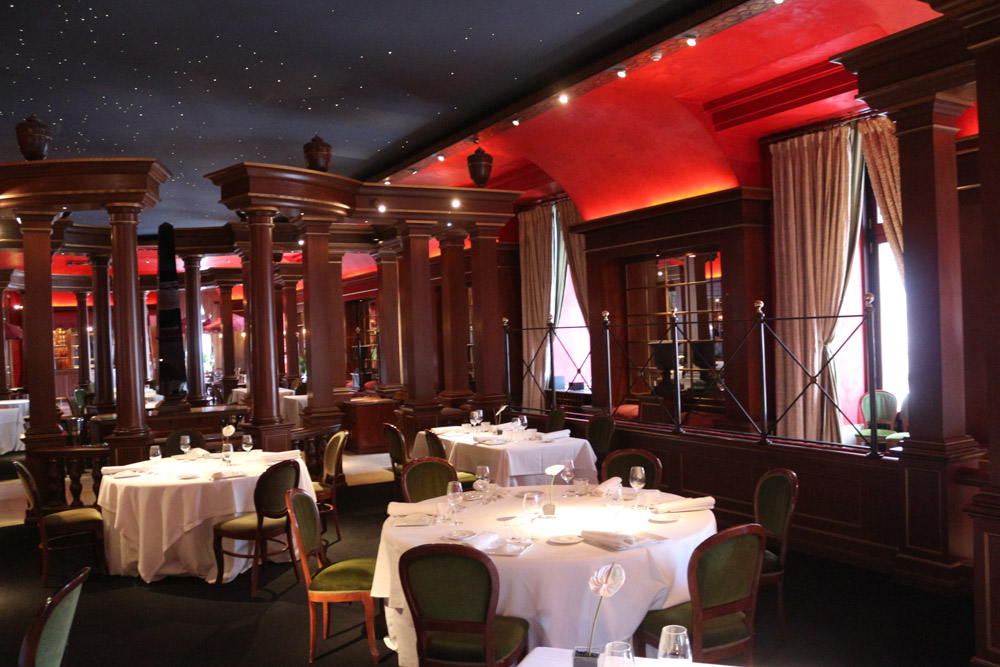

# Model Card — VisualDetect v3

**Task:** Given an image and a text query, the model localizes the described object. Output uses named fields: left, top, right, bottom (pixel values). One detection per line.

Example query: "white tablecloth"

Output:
left=411, top=428, right=598, bottom=486
left=372, top=486, right=716, bottom=667
left=0, top=406, right=23, bottom=454
left=280, top=394, right=309, bottom=427
left=98, top=452, right=314, bottom=583
left=228, top=386, right=294, bottom=406
left=520, top=647, right=714, bottom=666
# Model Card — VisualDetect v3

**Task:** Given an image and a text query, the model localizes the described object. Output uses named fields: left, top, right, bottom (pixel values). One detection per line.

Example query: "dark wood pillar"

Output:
left=75, top=292, right=91, bottom=390
left=243, top=208, right=292, bottom=450
left=183, top=256, right=208, bottom=406
left=282, top=280, right=301, bottom=387
left=466, top=223, right=506, bottom=414
left=0, top=289, right=10, bottom=400
left=90, top=255, right=114, bottom=413
left=218, top=284, right=238, bottom=403
left=19, top=213, right=64, bottom=448
left=397, top=222, right=441, bottom=440
left=273, top=283, right=285, bottom=382
left=436, top=229, right=473, bottom=407
left=374, top=240, right=404, bottom=395
left=106, top=205, right=150, bottom=464
left=239, top=255, right=253, bottom=402
left=329, top=249, right=352, bottom=401
left=296, top=219, right=341, bottom=426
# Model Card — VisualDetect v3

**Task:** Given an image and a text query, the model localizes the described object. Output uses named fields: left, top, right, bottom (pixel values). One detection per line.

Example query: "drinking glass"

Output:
left=602, top=641, right=635, bottom=666
left=241, top=434, right=253, bottom=454
left=179, top=436, right=191, bottom=458
left=149, top=445, right=162, bottom=466
left=574, top=478, right=590, bottom=497
left=446, top=481, right=464, bottom=524
left=657, top=625, right=692, bottom=661
left=473, top=465, right=491, bottom=499
left=470, top=409, right=483, bottom=429
left=605, top=486, right=624, bottom=517
left=221, top=442, right=234, bottom=466
left=560, top=460, right=575, bottom=495
left=629, top=466, right=646, bottom=508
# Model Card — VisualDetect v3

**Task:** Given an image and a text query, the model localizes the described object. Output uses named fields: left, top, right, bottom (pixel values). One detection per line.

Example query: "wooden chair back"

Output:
left=19, top=566, right=91, bottom=667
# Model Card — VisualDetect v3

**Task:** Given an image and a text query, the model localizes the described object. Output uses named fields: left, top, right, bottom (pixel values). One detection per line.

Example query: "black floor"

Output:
left=0, top=481, right=975, bottom=666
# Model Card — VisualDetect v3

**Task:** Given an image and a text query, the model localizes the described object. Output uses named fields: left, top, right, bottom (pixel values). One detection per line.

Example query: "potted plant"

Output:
left=575, top=562, right=626, bottom=666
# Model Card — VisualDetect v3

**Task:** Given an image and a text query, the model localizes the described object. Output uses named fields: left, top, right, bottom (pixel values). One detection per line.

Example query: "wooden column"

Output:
left=296, top=218, right=341, bottom=426
left=437, top=228, right=472, bottom=406
left=397, top=222, right=441, bottom=440
left=90, top=255, right=114, bottom=413
left=218, top=284, right=238, bottom=403
left=106, top=205, right=150, bottom=464
left=19, top=213, right=64, bottom=447
left=329, top=249, right=352, bottom=401
left=466, top=223, right=506, bottom=414
left=273, top=283, right=285, bottom=382
left=374, top=240, right=404, bottom=395
left=75, top=292, right=91, bottom=390
left=281, top=280, right=301, bottom=387
left=243, top=208, right=292, bottom=450
left=183, top=256, right=208, bottom=406
left=0, top=289, right=10, bottom=400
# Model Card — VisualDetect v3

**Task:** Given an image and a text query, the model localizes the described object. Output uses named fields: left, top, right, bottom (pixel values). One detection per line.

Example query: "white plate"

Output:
left=176, top=473, right=200, bottom=480
left=547, top=534, right=584, bottom=545
left=649, top=516, right=680, bottom=524
left=395, top=514, right=435, bottom=527
left=444, top=530, right=477, bottom=541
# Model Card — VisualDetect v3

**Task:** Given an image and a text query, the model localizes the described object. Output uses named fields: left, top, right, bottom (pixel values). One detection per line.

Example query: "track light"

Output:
left=511, top=118, right=520, bottom=126
left=437, top=154, right=445, bottom=161
left=650, top=50, right=662, bottom=62
left=684, top=33, right=698, bottom=47
left=383, top=179, right=391, bottom=185
left=616, top=68, right=627, bottom=79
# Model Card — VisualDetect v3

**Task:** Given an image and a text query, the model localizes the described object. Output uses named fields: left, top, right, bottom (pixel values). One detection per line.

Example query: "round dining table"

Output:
left=371, top=485, right=716, bottom=667
left=98, top=451, right=313, bottom=583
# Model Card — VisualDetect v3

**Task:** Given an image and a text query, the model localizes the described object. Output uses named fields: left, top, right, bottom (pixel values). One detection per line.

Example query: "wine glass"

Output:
left=657, top=625, right=692, bottom=661
left=602, top=641, right=635, bottom=666
left=473, top=465, right=491, bottom=500
left=446, top=480, right=464, bottom=524
left=522, top=491, right=543, bottom=520
left=179, top=435, right=191, bottom=459
left=470, top=409, right=483, bottom=430
left=241, top=434, right=253, bottom=454
left=560, top=459, right=575, bottom=496
left=221, top=442, right=234, bottom=466
left=605, top=486, right=624, bottom=517
left=629, top=466, right=646, bottom=508
left=148, top=444, right=162, bottom=467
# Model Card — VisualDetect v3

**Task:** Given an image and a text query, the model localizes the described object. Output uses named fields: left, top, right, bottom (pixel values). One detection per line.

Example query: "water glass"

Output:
left=605, top=487, right=624, bottom=517
left=149, top=445, right=162, bottom=466
left=179, top=435, right=191, bottom=458
left=574, top=478, right=590, bottom=497
left=629, top=466, right=646, bottom=508
left=446, top=480, right=464, bottom=524
left=221, top=442, right=234, bottom=466
left=470, top=409, right=483, bottom=429
left=434, top=501, right=450, bottom=524
left=601, top=641, right=634, bottom=666
left=657, top=625, right=692, bottom=661
left=560, top=459, right=575, bottom=495
left=474, top=465, right=491, bottom=497
left=241, top=434, right=253, bottom=454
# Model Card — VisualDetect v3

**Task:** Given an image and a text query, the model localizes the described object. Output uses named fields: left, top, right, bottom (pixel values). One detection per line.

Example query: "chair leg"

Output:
left=323, top=601, right=331, bottom=639
left=250, top=537, right=261, bottom=598
left=363, top=594, right=379, bottom=664
left=286, top=524, right=301, bottom=583
left=213, top=533, right=226, bottom=585
left=777, top=578, right=785, bottom=634
left=331, top=496, right=341, bottom=542
left=308, top=599, right=317, bottom=663
left=633, top=632, right=647, bottom=658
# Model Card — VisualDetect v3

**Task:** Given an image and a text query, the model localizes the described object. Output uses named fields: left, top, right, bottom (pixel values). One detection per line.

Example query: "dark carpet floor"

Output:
left=0, top=480, right=975, bottom=666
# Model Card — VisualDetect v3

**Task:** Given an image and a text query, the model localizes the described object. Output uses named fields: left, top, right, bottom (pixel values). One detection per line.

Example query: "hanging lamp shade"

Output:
left=467, top=147, right=493, bottom=188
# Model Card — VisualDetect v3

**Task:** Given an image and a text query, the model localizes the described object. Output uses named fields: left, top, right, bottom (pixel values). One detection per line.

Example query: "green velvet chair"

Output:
left=634, top=523, right=766, bottom=664
left=162, top=428, right=207, bottom=457
left=424, top=431, right=476, bottom=486
left=313, top=429, right=349, bottom=540
left=586, top=413, right=615, bottom=469
left=601, top=448, right=663, bottom=489
left=545, top=407, right=566, bottom=432
left=13, top=461, right=105, bottom=586
left=384, top=423, right=409, bottom=492
left=754, top=468, right=799, bottom=628
left=399, top=543, right=529, bottom=667
left=286, top=488, right=379, bottom=664
left=856, top=390, right=898, bottom=447
left=213, top=459, right=300, bottom=598
left=18, top=566, right=90, bottom=667
left=401, top=457, right=459, bottom=503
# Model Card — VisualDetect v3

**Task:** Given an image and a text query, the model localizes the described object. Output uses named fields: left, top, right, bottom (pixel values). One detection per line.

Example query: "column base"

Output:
left=467, top=394, right=508, bottom=416
left=105, top=428, right=152, bottom=466
left=156, top=396, right=192, bottom=413
left=438, top=390, right=474, bottom=409
left=898, top=435, right=984, bottom=461
left=376, top=383, right=406, bottom=400
left=302, top=405, right=344, bottom=428
left=281, top=373, right=301, bottom=389
left=397, top=400, right=443, bottom=443
left=966, top=487, right=1000, bottom=666
left=187, top=394, right=211, bottom=408
left=243, top=421, right=294, bottom=452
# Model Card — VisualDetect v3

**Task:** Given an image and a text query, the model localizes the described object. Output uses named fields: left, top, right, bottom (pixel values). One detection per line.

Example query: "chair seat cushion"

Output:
left=44, top=507, right=103, bottom=532
left=425, top=615, right=528, bottom=663
left=857, top=428, right=897, bottom=439
left=762, top=548, right=782, bottom=575
left=457, top=472, right=477, bottom=484
left=310, top=557, right=377, bottom=593
left=639, top=602, right=748, bottom=650
left=313, top=480, right=333, bottom=498
left=214, top=513, right=287, bottom=538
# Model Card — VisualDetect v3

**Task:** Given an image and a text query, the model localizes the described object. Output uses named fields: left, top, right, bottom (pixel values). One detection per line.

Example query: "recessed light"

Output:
left=684, top=33, right=698, bottom=47
left=511, top=118, right=520, bottom=126
left=451, top=199, right=461, bottom=209
left=383, top=179, right=391, bottom=185
left=558, top=93, right=569, bottom=104
left=616, top=68, right=627, bottom=79
left=437, top=155, right=445, bottom=162
left=650, top=50, right=662, bottom=62
left=297, top=239, right=304, bottom=246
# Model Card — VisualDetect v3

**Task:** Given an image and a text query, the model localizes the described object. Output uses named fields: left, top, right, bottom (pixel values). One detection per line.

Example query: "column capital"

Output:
left=16, top=212, right=59, bottom=230
left=182, top=254, right=204, bottom=268
left=463, top=221, right=504, bottom=241
left=105, top=204, right=142, bottom=223
left=396, top=220, right=437, bottom=240
left=435, top=227, right=468, bottom=248
left=889, top=92, right=973, bottom=135
left=243, top=206, right=279, bottom=223
left=294, top=217, right=333, bottom=235
left=89, top=254, right=110, bottom=267
left=373, top=238, right=403, bottom=261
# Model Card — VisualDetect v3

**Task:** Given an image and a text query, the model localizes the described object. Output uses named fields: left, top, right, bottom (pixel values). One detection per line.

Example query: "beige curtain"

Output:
left=772, top=124, right=858, bottom=442
left=519, top=205, right=553, bottom=411
left=555, top=199, right=588, bottom=324
left=859, top=115, right=904, bottom=278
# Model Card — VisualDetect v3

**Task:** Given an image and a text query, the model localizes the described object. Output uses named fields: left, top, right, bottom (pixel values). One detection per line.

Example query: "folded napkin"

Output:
left=431, top=425, right=464, bottom=435
left=652, top=496, right=715, bottom=514
left=258, top=450, right=303, bottom=463
left=188, top=447, right=209, bottom=458
left=596, top=477, right=622, bottom=493
left=466, top=531, right=500, bottom=551
left=473, top=434, right=507, bottom=444
left=541, top=429, right=571, bottom=441
left=101, top=464, right=144, bottom=475
left=387, top=501, right=428, bottom=517
left=112, top=469, right=142, bottom=479
left=206, top=470, right=247, bottom=481
left=581, top=530, right=636, bottom=550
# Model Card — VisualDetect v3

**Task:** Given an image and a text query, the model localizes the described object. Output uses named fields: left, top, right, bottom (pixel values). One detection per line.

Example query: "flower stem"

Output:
left=588, top=596, right=603, bottom=655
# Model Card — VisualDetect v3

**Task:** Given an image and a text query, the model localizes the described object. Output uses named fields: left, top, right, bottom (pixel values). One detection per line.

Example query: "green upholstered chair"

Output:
left=161, top=428, right=207, bottom=457
left=545, top=407, right=566, bottom=432
left=634, top=523, right=766, bottom=664
left=294, top=381, right=308, bottom=395
left=399, top=543, right=529, bottom=667
left=424, top=431, right=476, bottom=486
left=754, top=468, right=799, bottom=628
left=601, top=448, right=663, bottom=489
left=213, top=459, right=300, bottom=598
left=884, top=397, right=909, bottom=449
left=13, top=461, right=105, bottom=586
left=586, top=413, right=615, bottom=469
left=313, top=430, right=349, bottom=540
left=286, top=488, right=379, bottom=664
left=18, top=566, right=90, bottom=667
left=856, top=390, right=898, bottom=446
left=401, top=457, right=459, bottom=503
left=384, top=423, right=409, bottom=490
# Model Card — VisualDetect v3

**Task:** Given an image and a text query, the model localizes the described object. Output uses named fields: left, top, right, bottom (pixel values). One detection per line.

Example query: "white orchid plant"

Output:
left=586, top=562, right=626, bottom=655
left=545, top=463, right=565, bottom=505
left=222, top=424, right=236, bottom=447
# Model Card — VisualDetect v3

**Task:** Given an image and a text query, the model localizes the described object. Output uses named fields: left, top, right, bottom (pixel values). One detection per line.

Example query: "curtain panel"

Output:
left=554, top=199, right=589, bottom=325
left=518, top=205, right=554, bottom=411
left=859, top=115, right=904, bottom=278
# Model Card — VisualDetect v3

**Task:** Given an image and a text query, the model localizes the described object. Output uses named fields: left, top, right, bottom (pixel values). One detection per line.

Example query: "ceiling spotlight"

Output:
left=650, top=50, right=662, bottom=62
left=372, top=199, right=387, bottom=213
left=437, top=154, right=445, bottom=161
left=616, top=68, right=627, bottom=79
left=558, top=93, right=569, bottom=104
left=410, top=168, right=419, bottom=175
left=684, top=33, right=698, bottom=47
left=451, top=198, right=461, bottom=209
left=446, top=222, right=453, bottom=227
left=774, top=0, right=784, bottom=3
left=383, top=179, right=391, bottom=185
left=511, top=118, right=520, bottom=126
left=297, top=238, right=304, bottom=246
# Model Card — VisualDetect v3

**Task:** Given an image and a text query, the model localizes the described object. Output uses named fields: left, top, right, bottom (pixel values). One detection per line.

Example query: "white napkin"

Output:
left=387, top=501, right=431, bottom=517
left=431, top=425, right=464, bottom=435
left=652, top=496, right=715, bottom=514
left=188, top=447, right=209, bottom=458
left=541, top=429, right=571, bottom=441
left=258, top=450, right=302, bottom=463
left=466, top=531, right=500, bottom=551
left=581, top=530, right=636, bottom=549
left=596, top=477, right=622, bottom=493
left=112, top=470, right=142, bottom=479
left=473, top=434, right=506, bottom=444
left=206, top=470, right=247, bottom=481
left=101, top=464, right=144, bottom=475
